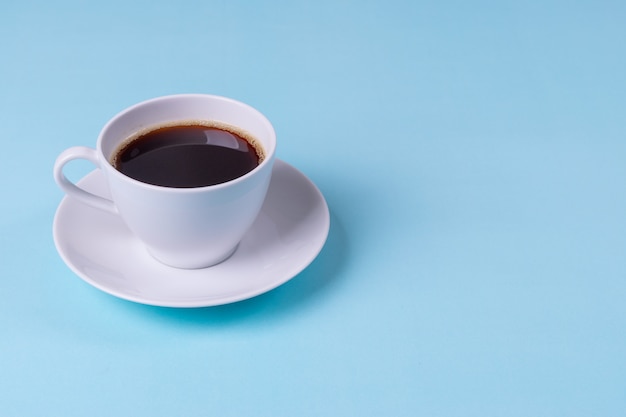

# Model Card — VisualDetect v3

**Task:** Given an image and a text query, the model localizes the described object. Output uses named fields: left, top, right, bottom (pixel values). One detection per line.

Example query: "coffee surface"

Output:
left=113, top=122, right=263, bottom=188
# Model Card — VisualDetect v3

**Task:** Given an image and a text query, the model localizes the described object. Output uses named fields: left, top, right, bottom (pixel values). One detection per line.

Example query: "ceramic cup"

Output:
left=53, top=94, right=276, bottom=269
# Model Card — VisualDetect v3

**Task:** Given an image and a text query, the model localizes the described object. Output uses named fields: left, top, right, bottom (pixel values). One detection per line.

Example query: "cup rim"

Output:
left=96, top=94, right=277, bottom=193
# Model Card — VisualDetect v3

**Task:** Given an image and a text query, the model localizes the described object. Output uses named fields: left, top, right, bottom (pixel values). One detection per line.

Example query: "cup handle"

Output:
left=53, top=146, right=118, bottom=214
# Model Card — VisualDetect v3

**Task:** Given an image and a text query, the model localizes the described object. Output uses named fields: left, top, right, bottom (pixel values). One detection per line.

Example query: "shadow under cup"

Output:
left=61, top=94, right=277, bottom=269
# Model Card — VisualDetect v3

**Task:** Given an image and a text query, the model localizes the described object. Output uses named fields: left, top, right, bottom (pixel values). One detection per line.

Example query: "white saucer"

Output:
left=53, top=159, right=330, bottom=308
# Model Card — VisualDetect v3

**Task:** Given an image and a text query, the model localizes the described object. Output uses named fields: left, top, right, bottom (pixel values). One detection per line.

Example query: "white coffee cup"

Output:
left=53, top=94, right=276, bottom=269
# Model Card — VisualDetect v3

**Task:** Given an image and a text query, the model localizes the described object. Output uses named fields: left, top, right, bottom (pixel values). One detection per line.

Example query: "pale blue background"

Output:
left=1, top=0, right=625, bottom=415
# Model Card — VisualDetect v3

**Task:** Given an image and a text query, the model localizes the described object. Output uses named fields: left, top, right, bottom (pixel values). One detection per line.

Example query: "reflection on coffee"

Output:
left=112, top=121, right=264, bottom=188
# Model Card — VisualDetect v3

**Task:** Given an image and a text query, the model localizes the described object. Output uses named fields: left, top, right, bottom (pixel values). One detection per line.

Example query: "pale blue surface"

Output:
left=1, top=0, right=625, bottom=415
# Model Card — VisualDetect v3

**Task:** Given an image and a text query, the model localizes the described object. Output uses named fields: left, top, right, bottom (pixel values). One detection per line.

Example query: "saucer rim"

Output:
left=52, top=159, right=330, bottom=308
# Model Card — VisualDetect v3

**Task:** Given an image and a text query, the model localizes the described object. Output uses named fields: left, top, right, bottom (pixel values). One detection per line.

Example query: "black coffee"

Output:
left=112, top=121, right=264, bottom=188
